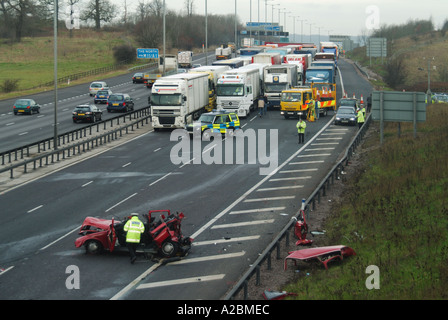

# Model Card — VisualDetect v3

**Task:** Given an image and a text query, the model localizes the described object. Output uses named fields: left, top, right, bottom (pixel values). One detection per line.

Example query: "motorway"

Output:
left=0, top=56, right=372, bottom=300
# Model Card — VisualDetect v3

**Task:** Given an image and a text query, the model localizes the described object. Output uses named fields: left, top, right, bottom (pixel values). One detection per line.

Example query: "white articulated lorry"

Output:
left=216, top=64, right=262, bottom=117
left=263, top=64, right=298, bottom=108
left=150, top=73, right=209, bottom=129
left=178, top=51, right=193, bottom=68
left=188, top=65, right=231, bottom=111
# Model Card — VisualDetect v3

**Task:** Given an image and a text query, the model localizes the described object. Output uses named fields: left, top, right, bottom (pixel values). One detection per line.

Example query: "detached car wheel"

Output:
left=160, top=240, right=179, bottom=258
left=85, top=240, right=103, bottom=255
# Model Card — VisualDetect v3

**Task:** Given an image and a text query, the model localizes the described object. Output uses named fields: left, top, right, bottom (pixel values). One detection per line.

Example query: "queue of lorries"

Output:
left=139, top=41, right=340, bottom=131
left=10, top=41, right=339, bottom=129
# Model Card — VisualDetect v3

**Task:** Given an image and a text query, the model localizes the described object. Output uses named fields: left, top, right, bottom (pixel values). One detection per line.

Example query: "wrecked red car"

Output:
left=284, top=245, right=356, bottom=270
left=75, top=210, right=193, bottom=258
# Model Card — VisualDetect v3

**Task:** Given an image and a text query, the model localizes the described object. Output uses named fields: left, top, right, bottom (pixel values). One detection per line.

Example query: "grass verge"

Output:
left=285, top=103, right=448, bottom=299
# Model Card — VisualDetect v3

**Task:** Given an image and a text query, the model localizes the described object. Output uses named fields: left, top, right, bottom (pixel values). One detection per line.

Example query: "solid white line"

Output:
left=244, top=196, right=296, bottom=202
left=136, top=274, right=226, bottom=289
left=105, top=193, right=138, bottom=212
left=149, top=172, right=172, bottom=186
left=321, top=133, right=345, bottom=136
left=311, top=142, right=339, bottom=145
left=230, top=207, right=285, bottom=214
left=279, top=168, right=318, bottom=173
left=168, top=251, right=246, bottom=264
left=193, top=236, right=260, bottom=245
left=316, top=137, right=343, bottom=140
left=153, top=147, right=161, bottom=152
left=269, top=176, right=312, bottom=182
left=82, top=181, right=93, bottom=187
left=297, top=153, right=331, bottom=158
left=289, top=160, right=324, bottom=165
left=27, top=205, right=43, bottom=213
left=257, top=185, right=303, bottom=192
left=111, top=261, right=165, bottom=299
left=19, top=132, right=28, bottom=136
left=211, top=219, right=275, bottom=229
left=304, top=147, right=335, bottom=151
left=0, top=266, right=14, bottom=276
left=39, top=226, right=79, bottom=251
left=122, top=162, right=131, bottom=168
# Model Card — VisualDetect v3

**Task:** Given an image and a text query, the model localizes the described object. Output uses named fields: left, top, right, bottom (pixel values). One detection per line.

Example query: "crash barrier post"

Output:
left=1, top=115, right=152, bottom=180
left=0, top=107, right=151, bottom=167
left=224, top=114, right=371, bottom=300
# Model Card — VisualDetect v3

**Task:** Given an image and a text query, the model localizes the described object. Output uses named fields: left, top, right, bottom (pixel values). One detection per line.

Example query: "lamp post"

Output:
left=205, top=0, right=208, bottom=64
left=53, top=0, right=58, bottom=150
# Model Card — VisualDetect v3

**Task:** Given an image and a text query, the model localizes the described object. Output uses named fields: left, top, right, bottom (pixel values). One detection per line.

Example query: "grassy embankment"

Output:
left=285, top=103, right=448, bottom=299
left=0, top=30, right=151, bottom=100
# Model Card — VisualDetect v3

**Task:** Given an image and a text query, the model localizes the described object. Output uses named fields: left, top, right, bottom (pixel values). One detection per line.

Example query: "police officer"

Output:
left=356, top=108, right=365, bottom=129
left=296, top=118, right=307, bottom=143
left=123, top=213, right=145, bottom=264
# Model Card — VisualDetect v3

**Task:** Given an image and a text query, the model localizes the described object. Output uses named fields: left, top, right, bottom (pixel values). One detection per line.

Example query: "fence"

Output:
left=224, top=114, right=372, bottom=300
left=0, top=108, right=152, bottom=179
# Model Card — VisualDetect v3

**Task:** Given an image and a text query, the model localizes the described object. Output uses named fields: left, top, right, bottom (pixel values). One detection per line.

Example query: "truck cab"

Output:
left=280, top=88, right=314, bottom=119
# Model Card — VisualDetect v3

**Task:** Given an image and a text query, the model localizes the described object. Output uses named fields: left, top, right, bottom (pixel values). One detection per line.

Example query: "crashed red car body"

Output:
left=75, top=210, right=193, bottom=258
left=284, top=245, right=356, bottom=270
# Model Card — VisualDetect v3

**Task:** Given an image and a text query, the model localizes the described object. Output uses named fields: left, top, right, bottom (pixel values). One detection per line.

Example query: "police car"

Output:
left=186, top=110, right=240, bottom=139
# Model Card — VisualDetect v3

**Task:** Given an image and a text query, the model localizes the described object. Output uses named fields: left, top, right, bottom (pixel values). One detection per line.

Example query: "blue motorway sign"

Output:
left=137, top=48, right=159, bottom=59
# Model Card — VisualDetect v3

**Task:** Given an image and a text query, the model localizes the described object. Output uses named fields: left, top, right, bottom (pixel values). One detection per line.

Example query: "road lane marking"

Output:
left=136, top=274, right=226, bottom=289
left=256, top=185, right=303, bottom=192
left=82, top=181, right=93, bottom=187
left=279, top=168, right=318, bottom=174
left=269, top=176, right=311, bottom=182
left=149, top=172, right=172, bottom=186
left=297, top=153, right=331, bottom=158
left=193, top=236, right=260, bottom=245
left=27, top=205, right=43, bottom=213
left=0, top=266, right=14, bottom=276
left=190, top=116, right=335, bottom=240
left=105, top=192, right=138, bottom=212
left=122, top=162, right=131, bottom=168
left=39, top=226, right=79, bottom=251
left=211, top=219, right=275, bottom=229
left=289, top=160, right=324, bottom=165
left=230, top=207, right=285, bottom=214
left=168, top=251, right=246, bottom=264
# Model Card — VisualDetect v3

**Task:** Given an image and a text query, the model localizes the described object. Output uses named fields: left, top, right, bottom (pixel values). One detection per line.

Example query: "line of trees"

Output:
left=0, top=0, right=240, bottom=50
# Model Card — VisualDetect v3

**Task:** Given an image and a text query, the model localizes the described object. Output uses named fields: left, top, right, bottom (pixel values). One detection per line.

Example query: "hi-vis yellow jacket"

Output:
left=124, top=216, right=145, bottom=243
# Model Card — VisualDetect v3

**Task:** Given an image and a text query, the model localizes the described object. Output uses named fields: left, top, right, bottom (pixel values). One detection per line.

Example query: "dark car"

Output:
left=107, top=93, right=134, bottom=112
left=94, top=89, right=112, bottom=104
left=132, top=73, right=145, bottom=83
left=72, top=104, right=103, bottom=123
left=13, top=98, right=41, bottom=115
left=334, top=107, right=356, bottom=126
left=338, top=98, right=359, bottom=110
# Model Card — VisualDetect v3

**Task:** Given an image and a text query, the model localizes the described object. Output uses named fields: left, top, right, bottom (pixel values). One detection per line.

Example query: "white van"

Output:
left=89, top=81, right=109, bottom=96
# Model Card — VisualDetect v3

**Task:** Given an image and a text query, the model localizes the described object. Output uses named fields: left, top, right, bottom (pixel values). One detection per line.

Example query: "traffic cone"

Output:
left=353, top=93, right=356, bottom=99
left=360, top=95, right=364, bottom=105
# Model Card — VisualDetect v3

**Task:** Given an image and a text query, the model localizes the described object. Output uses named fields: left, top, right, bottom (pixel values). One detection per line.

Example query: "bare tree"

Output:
left=184, top=0, right=194, bottom=16
left=82, top=0, right=117, bottom=30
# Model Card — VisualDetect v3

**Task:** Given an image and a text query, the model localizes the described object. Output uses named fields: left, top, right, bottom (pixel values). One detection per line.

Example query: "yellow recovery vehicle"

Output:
left=311, top=82, right=336, bottom=116
left=280, top=87, right=317, bottom=121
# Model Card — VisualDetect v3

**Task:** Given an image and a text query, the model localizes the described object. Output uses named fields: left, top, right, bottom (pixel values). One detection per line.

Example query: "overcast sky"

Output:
left=113, top=0, right=447, bottom=37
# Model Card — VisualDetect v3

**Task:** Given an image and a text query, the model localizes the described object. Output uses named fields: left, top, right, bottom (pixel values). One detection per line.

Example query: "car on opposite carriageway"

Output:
left=13, top=98, right=41, bottom=115
left=72, top=104, right=103, bottom=123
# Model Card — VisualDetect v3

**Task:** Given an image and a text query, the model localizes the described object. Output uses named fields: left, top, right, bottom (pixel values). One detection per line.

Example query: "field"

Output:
left=285, top=103, right=448, bottom=299
left=0, top=30, right=144, bottom=99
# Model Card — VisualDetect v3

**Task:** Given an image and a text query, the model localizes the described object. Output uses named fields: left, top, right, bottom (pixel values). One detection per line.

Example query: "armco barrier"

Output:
left=1, top=107, right=151, bottom=166
left=0, top=114, right=152, bottom=179
left=224, top=114, right=372, bottom=300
